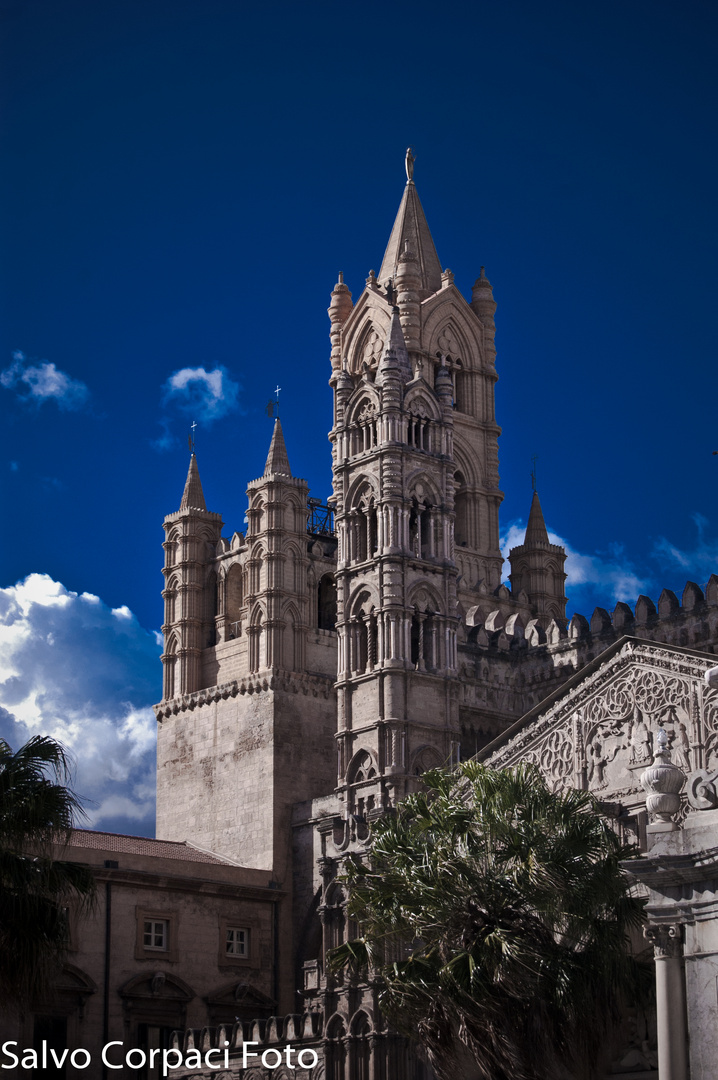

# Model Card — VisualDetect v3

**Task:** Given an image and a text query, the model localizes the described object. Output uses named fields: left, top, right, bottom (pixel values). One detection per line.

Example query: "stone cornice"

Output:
left=154, top=669, right=335, bottom=719
left=622, top=844, right=718, bottom=889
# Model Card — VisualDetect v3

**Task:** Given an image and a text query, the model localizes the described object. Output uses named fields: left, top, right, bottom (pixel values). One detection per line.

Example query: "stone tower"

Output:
left=160, top=454, right=223, bottom=700
left=322, top=162, right=523, bottom=840
left=508, top=490, right=568, bottom=621
left=155, top=422, right=337, bottom=905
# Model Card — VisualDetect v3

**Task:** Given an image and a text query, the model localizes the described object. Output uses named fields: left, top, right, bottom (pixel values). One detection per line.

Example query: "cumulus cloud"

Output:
left=0, top=574, right=161, bottom=835
left=1, top=350, right=89, bottom=410
left=501, top=521, right=648, bottom=605
left=153, top=364, right=241, bottom=451
left=651, top=513, right=718, bottom=584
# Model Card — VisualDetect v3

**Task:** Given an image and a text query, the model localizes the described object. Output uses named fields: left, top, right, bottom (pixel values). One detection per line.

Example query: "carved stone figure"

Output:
left=632, top=708, right=652, bottom=764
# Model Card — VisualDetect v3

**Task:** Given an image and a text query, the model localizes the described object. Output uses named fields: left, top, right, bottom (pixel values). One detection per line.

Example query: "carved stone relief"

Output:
left=486, top=643, right=717, bottom=805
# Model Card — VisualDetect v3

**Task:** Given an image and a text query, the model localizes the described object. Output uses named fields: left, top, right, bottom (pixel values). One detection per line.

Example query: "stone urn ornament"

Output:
left=640, top=727, right=685, bottom=832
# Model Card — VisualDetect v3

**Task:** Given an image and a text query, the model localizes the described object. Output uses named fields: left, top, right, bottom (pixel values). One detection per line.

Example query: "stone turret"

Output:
left=160, top=454, right=223, bottom=699
left=328, top=272, right=353, bottom=376
left=471, top=266, right=497, bottom=371
left=508, top=491, right=568, bottom=622
left=245, top=419, right=309, bottom=672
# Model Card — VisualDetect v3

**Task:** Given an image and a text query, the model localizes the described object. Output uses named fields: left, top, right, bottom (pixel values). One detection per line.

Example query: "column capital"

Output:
left=644, top=922, right=682, bottom=958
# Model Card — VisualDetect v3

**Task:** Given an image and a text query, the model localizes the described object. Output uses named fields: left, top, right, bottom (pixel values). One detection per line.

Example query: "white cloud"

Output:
left=1, top=350, right=89, bottom=411
left=501, top=521, right=648, bottom=604
left=161, top=365, right=240, bottom=422
left=153, top=365, right=241, bottom=451
left=0, top=574, right=161, bottom=835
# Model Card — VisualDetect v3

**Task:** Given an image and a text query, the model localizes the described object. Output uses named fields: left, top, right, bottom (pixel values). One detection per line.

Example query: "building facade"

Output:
left=150, top=155, right=718, bottom=1079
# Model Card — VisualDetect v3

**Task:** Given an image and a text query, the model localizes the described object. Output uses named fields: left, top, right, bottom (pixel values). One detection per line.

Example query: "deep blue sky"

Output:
left=1, top=0, right=717, bottom=831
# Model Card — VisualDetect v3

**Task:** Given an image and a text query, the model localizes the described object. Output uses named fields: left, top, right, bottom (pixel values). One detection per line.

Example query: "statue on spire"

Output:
left=405, top=146, right=415, bottom=182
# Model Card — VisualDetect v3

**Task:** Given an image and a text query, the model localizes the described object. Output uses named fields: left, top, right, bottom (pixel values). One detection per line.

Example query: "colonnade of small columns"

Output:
left=333, top=413, right=452, bottom=462
left=337, top=610, right=457, bottom=677
left=339, top=502, right=453, bottom=565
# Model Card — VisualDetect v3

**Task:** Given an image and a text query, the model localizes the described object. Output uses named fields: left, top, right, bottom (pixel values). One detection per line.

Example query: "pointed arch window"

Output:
left=317, top=574, right=337, bottom=630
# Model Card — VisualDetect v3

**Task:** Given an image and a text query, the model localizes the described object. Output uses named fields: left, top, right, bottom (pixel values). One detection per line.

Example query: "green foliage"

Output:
left=0, top=736, right=96, bottom=1007
left=329, top=762, right=651, bottom=1080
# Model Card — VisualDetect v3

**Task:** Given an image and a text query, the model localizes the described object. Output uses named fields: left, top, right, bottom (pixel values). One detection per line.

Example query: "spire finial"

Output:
left=405, top=146, right=415, bottom=182
left=264, top=416, right=292, bottom=477
left=531, top=454, right=538, bottom=493
left=179, top=451, right=207, bottom=512
left=188, top=419, right=197, bottom=454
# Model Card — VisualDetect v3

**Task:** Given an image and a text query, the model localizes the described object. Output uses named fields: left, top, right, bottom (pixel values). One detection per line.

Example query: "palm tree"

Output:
left=329, top=761, right=651, bottom=1080
left=0, top=736, right=95, bottom=1007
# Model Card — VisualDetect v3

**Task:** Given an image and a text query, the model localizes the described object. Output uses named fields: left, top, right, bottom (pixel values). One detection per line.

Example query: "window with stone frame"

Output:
left=135, top=908, right=179, bottom=962
left=225, top=926, right=249, bottom=957
left=143, top=918, right=169, bottom=951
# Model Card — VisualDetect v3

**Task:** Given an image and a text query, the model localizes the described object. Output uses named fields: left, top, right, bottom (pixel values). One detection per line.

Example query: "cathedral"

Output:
left=151, top=151, right=718, bottom=1079
left=7, top=153, right=718, bottom=1078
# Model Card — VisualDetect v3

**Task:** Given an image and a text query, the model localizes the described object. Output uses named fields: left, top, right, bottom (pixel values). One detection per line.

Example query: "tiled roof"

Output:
left=69, top=829, right=236, bottom=865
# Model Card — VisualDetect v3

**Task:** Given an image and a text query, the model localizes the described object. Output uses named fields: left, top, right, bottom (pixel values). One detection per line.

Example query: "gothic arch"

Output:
left=225, top=562, right=243, bottom=626
left=345, top=587, right=378, bottom=674
left=346, top=748, right=378, bottom=785
left=345, top=473, right=379, bottom=509
left=346, top=585, right=379, bottom=617
left=407, top=582, right=444, bottom=614
left=403, top=384, right=442, bottom=420
left=346, top=385, right=380, bottom=424
left=318, top=572, right=337, bottom=630
left=406, top=472, right=441, bottom=506
left=282, top=601, right=302, bottom=669
left=345, top=478, right=379, bottom=564
left=164, top=572, right=180, bottom=595
left=423, top=302, right=483, bottom=367
left=248, top=605, right=265, bottom=672
left=349, top=1008, right=375, bottom=1035
left=452, top=433, right=483, bottom=489
left=411, top=744, right=444, bottom=775
left=342, top=300, right=390, bottom=375
left=325, top=1011, right=349, bottom=1038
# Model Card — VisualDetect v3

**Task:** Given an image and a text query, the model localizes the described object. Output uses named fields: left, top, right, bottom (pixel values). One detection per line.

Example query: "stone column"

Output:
left=644, top=923, right=688, bottom=1080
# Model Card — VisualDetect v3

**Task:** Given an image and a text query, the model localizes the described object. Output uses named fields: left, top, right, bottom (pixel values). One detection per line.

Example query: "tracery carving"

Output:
left=536, top=729, right=574, bottom=791
left=486, top=643, right=717, bottom=807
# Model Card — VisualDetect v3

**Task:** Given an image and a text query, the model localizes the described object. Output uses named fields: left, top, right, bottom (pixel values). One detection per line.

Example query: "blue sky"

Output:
left=1, top=0, right=717, bottom=835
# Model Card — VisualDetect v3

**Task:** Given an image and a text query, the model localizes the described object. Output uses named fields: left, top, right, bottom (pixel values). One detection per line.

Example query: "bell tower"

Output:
left=327, top=153, right=509, bottom=818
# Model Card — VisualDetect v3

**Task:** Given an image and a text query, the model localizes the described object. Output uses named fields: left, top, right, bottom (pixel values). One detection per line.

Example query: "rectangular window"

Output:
left=143, top=918, right=168, bottom=951
left=225, top=927, right=248, bottom=957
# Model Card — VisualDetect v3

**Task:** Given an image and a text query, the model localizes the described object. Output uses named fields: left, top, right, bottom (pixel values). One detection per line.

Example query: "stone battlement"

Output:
left=461, top=575, right=718, bottom=656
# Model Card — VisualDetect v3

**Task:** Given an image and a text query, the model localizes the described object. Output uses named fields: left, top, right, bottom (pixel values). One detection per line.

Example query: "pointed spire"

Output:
left=264, top=418, right=292, bottom=477
left=376, top=311, right=412, bottom=386
left=378, top=162, right=442, bottom=298
left=179, top=453, right=207, bottom=512
left=524, top=491, right=550, bottom=547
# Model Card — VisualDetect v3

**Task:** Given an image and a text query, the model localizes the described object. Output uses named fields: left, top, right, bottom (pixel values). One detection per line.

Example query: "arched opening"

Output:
left=318, top=574, right=337, bottom=630
left=326, top=1015, right=347, bottom=1080
left=250, top=609, right=264, bottom=672
left=352, top=1013, right=372, bottom=1080
left=225, top=563, right=243, bottom=638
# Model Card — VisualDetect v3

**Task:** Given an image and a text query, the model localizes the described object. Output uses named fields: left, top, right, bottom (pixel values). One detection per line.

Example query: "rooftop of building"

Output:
left=68, top=828, right=240, bottom=865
